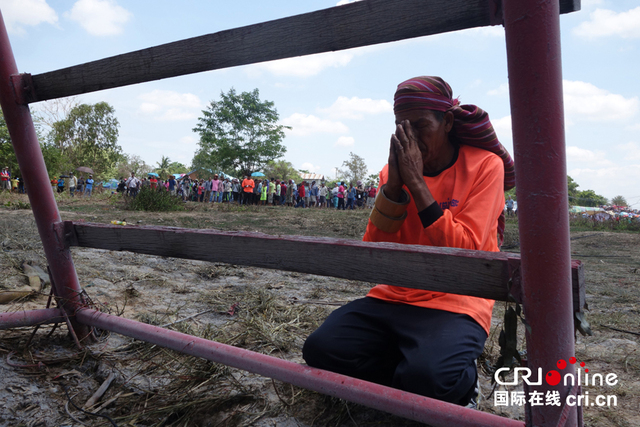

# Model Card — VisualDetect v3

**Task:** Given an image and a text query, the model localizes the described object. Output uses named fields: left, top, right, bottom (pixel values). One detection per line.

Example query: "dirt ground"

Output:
left=0, top=193, right=638, bottom=427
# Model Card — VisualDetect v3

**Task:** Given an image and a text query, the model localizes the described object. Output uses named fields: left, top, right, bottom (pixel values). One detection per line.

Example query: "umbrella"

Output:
left=76, top=166, right=94, bottom=174
left=251, top=172, right=265, bottom=177
left=148, top=172, right=159, bottom=177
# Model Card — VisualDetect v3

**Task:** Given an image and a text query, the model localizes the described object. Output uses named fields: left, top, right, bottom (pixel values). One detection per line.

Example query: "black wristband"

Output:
left=418, top=201, right=444, bottom=228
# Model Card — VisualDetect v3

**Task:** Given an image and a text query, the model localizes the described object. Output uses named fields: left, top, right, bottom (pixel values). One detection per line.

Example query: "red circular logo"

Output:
left=546, top=370, right=561, bottom=386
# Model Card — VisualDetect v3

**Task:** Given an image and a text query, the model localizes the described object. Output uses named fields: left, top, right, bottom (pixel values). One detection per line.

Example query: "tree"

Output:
left=192, top=88, right=289, bottom=177
left=155, top=156, right=171, bottom=179
left=48, top=102, right=122, bottom=178
left=263, top=159, right=300, bottom=182
left=338, top=152, right=368, bottom=186
left=365, top=172, right=379, bottom=187
left=116, top=154, right=152, bottom=179
left=567, top=176, right=579, bottom=200
left=574, top=189, right=607, bottom=207
left=0, top=110, right=64, bottom=179
left=168, top=161, right=188, bottom=175
left=610, top=195, right=627, bottom=207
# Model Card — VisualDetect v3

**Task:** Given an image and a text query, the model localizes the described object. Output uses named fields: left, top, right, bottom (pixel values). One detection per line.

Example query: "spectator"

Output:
left=84, top=175, right=94, bottom=197
left=0, top=167, right=10, bottom=191
left=168, top=175, right=177, bottom=196
left=367, top=184, right=377, bottom=208
left=210, top=174, right=220, bottom=203
left=223, top=178, right=232, bottom=202
left=318, top=182, right=328, bottom=208
left=241, top=176, right=254, bottom=205
left=77, top=175, right=85, bottom=194
left=126, top=172, right=141, bottom=198
left=337, top=182, right=346, bottom=210
left=356, top=180, right=365, bottom=209
left=232, top=178, right=241, bottom=203
left=68, top=172, right=77, bottom=197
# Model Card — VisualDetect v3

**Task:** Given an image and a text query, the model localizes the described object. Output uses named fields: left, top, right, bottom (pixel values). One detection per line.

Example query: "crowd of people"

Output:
left=116, top=171, right=379, bottom=210
left=49, top=172, right=95, bottom=197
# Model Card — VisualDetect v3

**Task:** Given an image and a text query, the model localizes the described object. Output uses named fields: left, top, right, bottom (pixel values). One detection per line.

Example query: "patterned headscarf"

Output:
left=394, top=76, right=515, bottom=245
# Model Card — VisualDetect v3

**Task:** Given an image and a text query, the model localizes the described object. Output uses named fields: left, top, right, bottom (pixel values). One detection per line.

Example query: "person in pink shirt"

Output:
left=209, top=174, right=220, bottom=202
left=337, top=181, right=346, bottom=210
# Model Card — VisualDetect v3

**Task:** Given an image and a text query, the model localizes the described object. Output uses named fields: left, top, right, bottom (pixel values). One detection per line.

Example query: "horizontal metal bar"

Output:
left=25, top=0, right=579, bottom=103
left=0, top=308, right=65, bottom=329
left=76, top=308, right=523, bottom=427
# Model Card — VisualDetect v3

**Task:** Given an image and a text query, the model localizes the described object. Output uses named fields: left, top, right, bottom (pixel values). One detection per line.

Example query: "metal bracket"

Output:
left=10, top=73, right=37, bottom=105
left=488, top=0, right=504, bottom=26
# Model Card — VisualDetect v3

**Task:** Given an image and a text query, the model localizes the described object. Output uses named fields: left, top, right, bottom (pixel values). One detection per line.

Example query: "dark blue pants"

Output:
left=303, top=297, right=486, bottom=405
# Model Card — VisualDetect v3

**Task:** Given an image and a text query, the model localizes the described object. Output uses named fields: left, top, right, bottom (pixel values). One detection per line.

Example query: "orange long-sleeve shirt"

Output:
left=242, top=178, right=255, bottom=193
left=364, top=144, right=505, bottom=335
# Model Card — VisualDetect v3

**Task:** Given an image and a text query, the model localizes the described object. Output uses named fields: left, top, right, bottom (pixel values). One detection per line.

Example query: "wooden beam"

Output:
left=60, top=222, right=584, bottom=308
left=26, top=0, right=580, bottom=103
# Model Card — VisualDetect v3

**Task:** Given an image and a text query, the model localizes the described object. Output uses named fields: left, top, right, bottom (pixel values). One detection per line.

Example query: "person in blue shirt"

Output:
left=84, top=175, right=94, bottom=197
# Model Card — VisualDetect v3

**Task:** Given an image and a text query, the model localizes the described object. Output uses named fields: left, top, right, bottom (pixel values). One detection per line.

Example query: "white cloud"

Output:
left=137, top=90, right=203, bottom=121
left=67, top=0, right=131, bottom=36
left=573, top=7, right=640, bottom=39
left=249, top=51, right=354, bottom=78
left=336, top=0, right=362, bottom=5
left=617, top=142, right=640, bottom=161
left=334, top=136, right=355, bottom=147
left=566, top=146, right=612, bottom=166
left=300, top=162, right=322, bottom=172
left=488, top=83, right=509, bottom=97
left=563, top=80, right=639, bottom=123
left=491, top=115, right=512, bottom=137
left=180, top=136, right=197, bottom=146
left=461, top=26, right=504, bottom=38
left=319, top=96, right=392, bottom=120
left=569, top=164, right=640, bottom=200
left=0, top=0, right=58, bottom=34
left=281, top=113, right=348, bottom=136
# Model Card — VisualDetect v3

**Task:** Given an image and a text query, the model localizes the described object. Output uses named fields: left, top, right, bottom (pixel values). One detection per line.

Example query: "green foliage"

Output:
left=569, top=215, right=640, bottom=232
left=505, top=186, right=517, bottom=201
left=49, top=102, right=122, bottom=178
left=0, top=111, right=18, bottom=176
left=338, top=152, right=368, bottom=186
left=124, top=187, right=184, bottom=212
left=263, top=159, right=300, bottom=182
left=566, top=175, right=607, bottom=207
left=365, top=173, right=379, bottom=187
left=0, top=110, right=65, bottom=179
left=192, top=88, right=289, bottom=177
left=572, top=189, right=608, bottom=207
left=3, top=200, right=31, bottom=210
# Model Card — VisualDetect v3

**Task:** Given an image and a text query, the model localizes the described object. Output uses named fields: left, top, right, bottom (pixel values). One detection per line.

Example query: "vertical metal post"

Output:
left=0, top=10, right=91, bottom=340
left=503, top=1, right=579, bottom=426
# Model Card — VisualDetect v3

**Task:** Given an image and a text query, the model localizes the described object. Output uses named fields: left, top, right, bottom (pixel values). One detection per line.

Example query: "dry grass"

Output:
left=0, top=193, right=638, bottom=426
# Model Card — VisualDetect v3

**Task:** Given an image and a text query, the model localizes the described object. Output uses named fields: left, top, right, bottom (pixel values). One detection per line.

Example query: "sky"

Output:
left=1, top=0, right=639, bottom=205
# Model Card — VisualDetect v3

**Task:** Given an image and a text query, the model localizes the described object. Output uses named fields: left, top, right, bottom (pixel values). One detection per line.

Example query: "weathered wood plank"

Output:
left=61, top=222, right=584, bottom=308
left=27, top=0, right=580, bottom=103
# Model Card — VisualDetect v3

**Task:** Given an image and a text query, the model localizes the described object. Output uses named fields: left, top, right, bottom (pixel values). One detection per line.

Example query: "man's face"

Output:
left=394, top=109, right=452, bottom=170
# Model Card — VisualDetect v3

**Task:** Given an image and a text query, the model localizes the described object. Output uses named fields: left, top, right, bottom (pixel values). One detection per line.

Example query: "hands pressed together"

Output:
left=385, top=120, right=435, bottom=211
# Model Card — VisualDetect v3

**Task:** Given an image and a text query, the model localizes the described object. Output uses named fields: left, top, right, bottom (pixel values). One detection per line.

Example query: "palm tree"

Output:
left=156, top=156, right=171, bottom=180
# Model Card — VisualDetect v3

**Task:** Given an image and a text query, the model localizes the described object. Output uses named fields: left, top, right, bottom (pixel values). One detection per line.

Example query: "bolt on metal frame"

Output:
left=0, top=1, right=582, bottom=425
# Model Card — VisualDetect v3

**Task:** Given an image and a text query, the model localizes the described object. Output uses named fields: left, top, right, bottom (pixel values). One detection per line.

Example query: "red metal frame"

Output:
left=0, top=11, right=91, bottom=341
left=0, top=1, right=581, bottom=425
left=503, top=0, right=579, bottom=425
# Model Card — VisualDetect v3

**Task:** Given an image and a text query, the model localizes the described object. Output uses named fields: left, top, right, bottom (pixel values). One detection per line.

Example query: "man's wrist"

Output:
left=384, top=184, right=404, bottom=202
